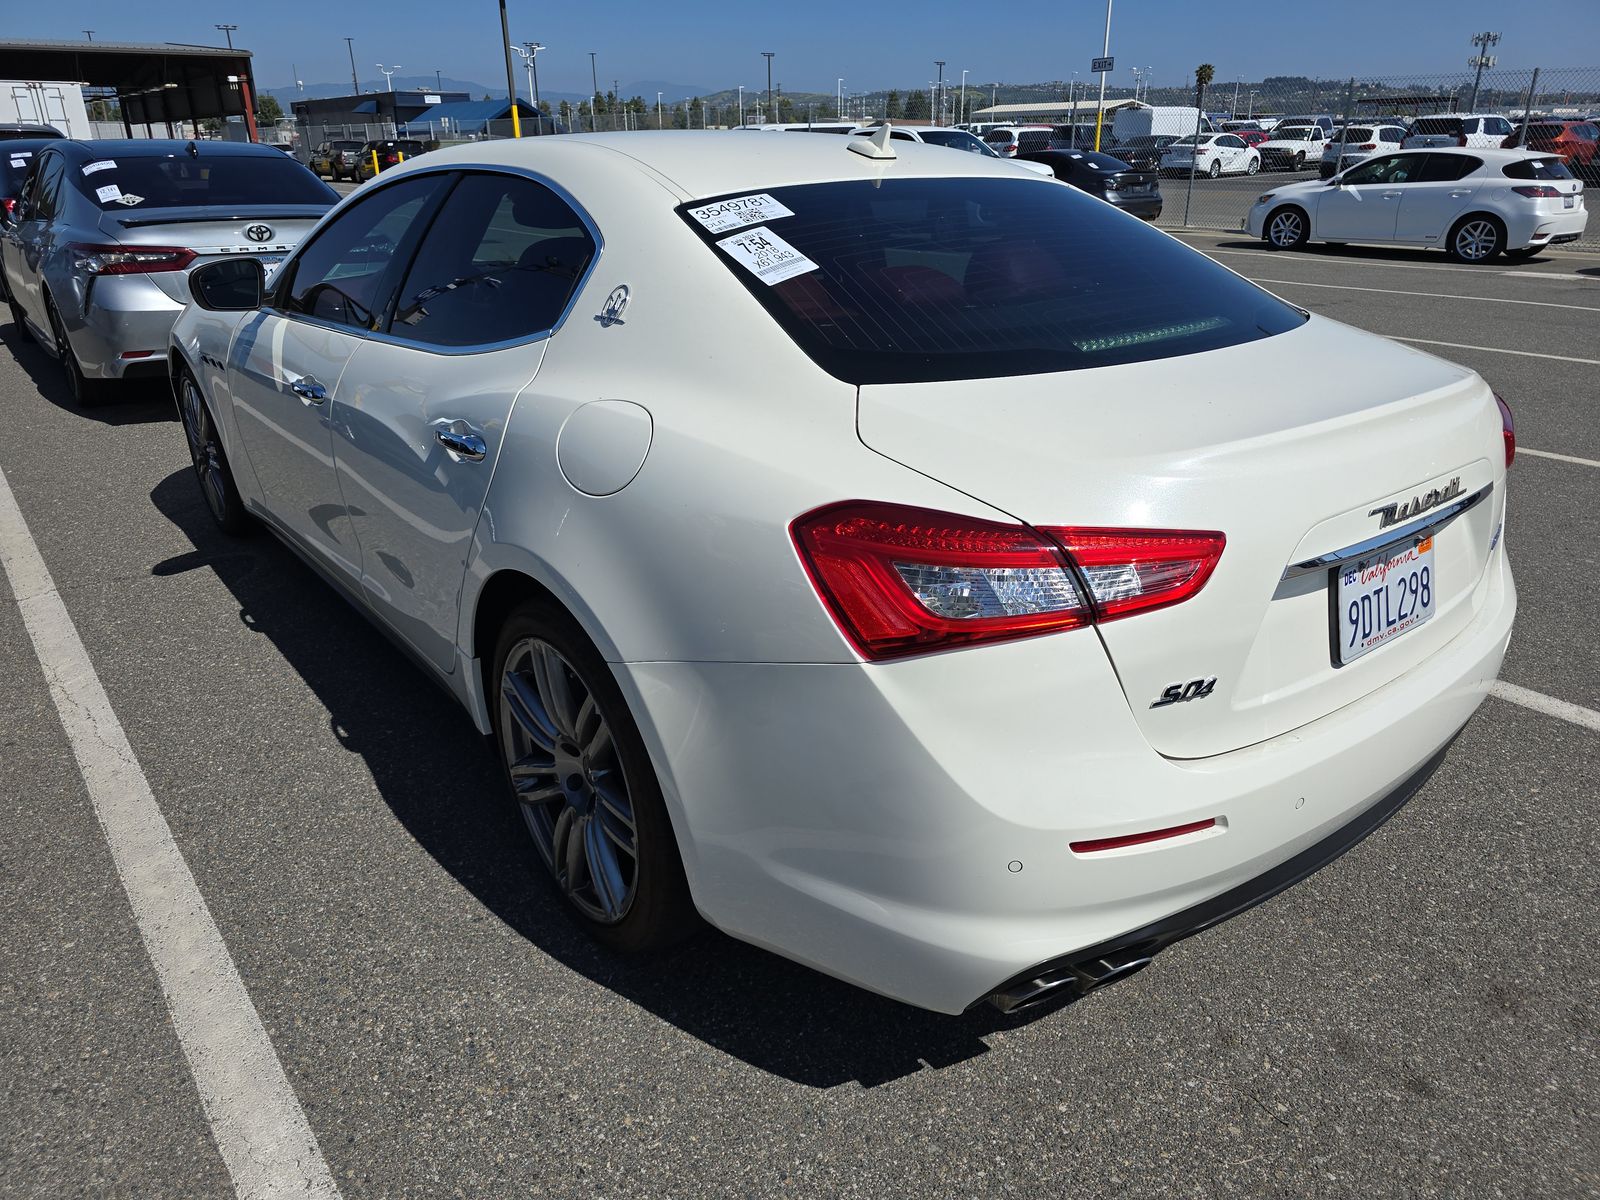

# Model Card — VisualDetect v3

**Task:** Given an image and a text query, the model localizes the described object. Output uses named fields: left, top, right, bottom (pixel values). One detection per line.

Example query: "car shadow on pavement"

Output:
left=148, top=468, right=1063, bottom=1089
left=0, top=317, right=176, bottom=426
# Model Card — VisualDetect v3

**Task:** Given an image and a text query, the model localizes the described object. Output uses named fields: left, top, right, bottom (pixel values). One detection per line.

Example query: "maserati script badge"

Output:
left=1370, top=476, right=1462, bottom=530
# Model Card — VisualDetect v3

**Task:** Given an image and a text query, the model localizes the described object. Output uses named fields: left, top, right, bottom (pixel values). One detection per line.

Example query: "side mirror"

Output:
left=190, top=257, right=265, bottom=312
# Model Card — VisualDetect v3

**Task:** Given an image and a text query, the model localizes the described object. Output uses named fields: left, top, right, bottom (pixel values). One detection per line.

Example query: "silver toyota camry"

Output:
left=0, top=139, right=334, bottom=405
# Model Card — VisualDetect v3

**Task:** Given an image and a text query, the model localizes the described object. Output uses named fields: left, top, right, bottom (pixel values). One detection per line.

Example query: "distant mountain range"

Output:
left=264, top=75, right=715, bottom=106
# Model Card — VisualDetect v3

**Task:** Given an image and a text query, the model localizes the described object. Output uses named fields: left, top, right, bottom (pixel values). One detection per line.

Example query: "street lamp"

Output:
left=589, top=51, right=600, bottom=132
left=344, top=37, right=359, bottom=94
left=377, top=63, right=401, bottom=92
left=763, top=52, right=775, bottom=127
left=1467, top=31, right=1501, bottom=111
left=737, top=84, right=744, bottom=127
left=214, top=24, right=238, bottom=50
left=837, top=77, right=844, bottom=120
left=509, top=42, right=544, bottom=116
left=959, top=68, right=968, bottom=125
left=656, top=91, right=663, bottom=130
left=935, top=61, right=945, bottom=125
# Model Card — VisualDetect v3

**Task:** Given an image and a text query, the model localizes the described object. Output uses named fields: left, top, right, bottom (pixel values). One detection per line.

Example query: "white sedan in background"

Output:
left=1160, top=132, right=1261, bottom=177
left=1249, top=148, right=1587, bottom=261
left=167, top=131, right=1515, bottom=1014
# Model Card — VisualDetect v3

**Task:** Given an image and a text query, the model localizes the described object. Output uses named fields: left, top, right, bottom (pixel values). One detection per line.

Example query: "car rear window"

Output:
left=918, top=130, right=994, bottom=155
left=2, top=148, right=39, bottom=195
left=678, top=177, right=1306, bottom=385
left=1524, top=125, right=1565, bottom=141
left=1502, top=157, right=1575, bottom=180
left=70, top=153, right=335, bottom=209
left=1412, top=117, right=1462, bottom=135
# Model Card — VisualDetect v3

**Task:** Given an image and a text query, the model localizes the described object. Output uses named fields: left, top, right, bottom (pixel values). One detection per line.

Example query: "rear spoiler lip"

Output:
left=113, top=208, right=330, bottom=229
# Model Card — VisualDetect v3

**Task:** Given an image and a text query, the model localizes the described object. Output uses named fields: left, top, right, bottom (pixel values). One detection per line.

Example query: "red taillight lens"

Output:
left=1042, top=527, right=1227, bottom=621
left=1511, top=185, right=1562, bottom=198
left=1, top=197, right=14, bottom=218
left=791, top=502, right=1225, bottom=660
left=1357, top=143, right=1377, bottom=150
left=1495, top=392, right=1515, bottom=469
left=1457, top=134, right=1468, bottom=147
left=791, top=502, right=1091, bottom=660
left=68, top=243, right=196, bottom=275
left=384, top=153, right=398, bottom=164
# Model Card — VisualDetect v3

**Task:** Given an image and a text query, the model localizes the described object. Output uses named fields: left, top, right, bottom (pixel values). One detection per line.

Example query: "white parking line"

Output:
left=1490, top=681, right=1600, bottom=734
left=1499, top=272, right=1593, bottom=281
left=1184, top=241, right=1600, bottom=278
left=0, top=465, right=341, bottom=1200
left=1519, top=447, right=1600, bottom=469
left=1389, top=337, right=1600, bottom=366
left=1249, top=277, right=1600, bottom=313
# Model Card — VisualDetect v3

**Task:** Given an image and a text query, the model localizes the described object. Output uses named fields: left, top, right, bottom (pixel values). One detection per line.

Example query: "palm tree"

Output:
left=1194, top=62, right=1215, bottom=110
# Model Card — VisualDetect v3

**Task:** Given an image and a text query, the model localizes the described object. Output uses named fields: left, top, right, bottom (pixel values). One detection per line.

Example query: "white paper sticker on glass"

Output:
left=83, top=160, right=117, bottom=176
left=716, top=226, right=818, bottom=286
left=689, top=194, right=795, bottom=234
left=95, top=184, right=124, bottom=204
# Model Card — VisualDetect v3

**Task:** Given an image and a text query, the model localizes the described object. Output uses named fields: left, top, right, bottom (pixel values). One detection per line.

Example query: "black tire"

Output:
left=1293, top=151, right=1306, bottom=170
left=1208, top=159, right=1222, bottom=179
left=46, top=295, right=107, bottom=407
left=175, top=367, right=252, bottom=534
left=1264, top=205, right=1310, bottom=250
left=1504, top=245, right=1538, bottom=260
left=490, top=600, right=697, bottom=954
left=1447, top=214, right=1505, bottom=263
left=1246, top=157, right=1260, bottom=175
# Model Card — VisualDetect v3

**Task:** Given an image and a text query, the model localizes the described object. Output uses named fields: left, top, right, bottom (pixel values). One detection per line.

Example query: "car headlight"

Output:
left=1256, top=193, right=1276, bottom=205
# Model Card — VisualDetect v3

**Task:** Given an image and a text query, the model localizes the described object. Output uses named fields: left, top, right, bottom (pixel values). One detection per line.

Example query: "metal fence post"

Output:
left=1516, top=67, right=1539, bottom=145
left=1183, top=83, right=1205, bottom=226
left=1336, top=77, right=1355, bottom=175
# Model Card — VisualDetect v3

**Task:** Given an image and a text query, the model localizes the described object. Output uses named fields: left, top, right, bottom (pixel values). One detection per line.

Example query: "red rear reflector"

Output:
left=1511, top=185, right=1562, bottom=198
left=1495, top=392, right=1515, bottom=468
left=1357, top=143, right=1377, bottom=150
left=1071, top=817, right=1217, bottom=854
left=119, top=350, right=155, bottom=359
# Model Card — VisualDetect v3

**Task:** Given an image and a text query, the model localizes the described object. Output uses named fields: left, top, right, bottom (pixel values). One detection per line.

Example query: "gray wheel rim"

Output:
left=179, top=377, right=229, bottom=521
left=1268, top=212, right=1302, bottom=246
left=499, top=638, right=637, bottom=923
left=1455, top=220, right=1497, bottom=261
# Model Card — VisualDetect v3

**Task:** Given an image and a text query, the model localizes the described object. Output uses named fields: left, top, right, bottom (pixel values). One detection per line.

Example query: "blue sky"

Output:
left=14, top=1, right=1600, bottom=96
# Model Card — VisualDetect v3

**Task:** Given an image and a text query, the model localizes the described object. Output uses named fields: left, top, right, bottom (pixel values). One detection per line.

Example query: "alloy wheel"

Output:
left=179, top=374, right=230, bottom=522
left=1454, top=220, right=1499, bottom=262
left=1268, top=211, right=1303, bottom=247
left=498, top=637, right=638, bottom=923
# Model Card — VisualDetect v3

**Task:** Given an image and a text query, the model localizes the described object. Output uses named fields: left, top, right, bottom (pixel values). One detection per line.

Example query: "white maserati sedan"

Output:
left=168, top=130, right=1516, bottom=1014
left=1248, top=147, right=1587, bottom=261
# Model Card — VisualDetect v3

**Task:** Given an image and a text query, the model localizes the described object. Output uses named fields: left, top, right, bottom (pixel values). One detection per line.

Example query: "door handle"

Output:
left=1449, top=190, right=1471, bottom=197
left=434, top=421, right=486, bottom=462
left=288, top=376, right=326, bottom=404
left=1381, top=190, right=1403, bottom=199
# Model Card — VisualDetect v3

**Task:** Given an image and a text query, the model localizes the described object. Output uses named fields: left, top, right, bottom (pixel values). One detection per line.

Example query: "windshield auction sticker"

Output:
left=716, top=226, right=817, bottom=285
left=82, top=160, right=117, bottom=175
left=95, top=184, right=124, bottom=204
left=689, top=193, right=795, bottom=234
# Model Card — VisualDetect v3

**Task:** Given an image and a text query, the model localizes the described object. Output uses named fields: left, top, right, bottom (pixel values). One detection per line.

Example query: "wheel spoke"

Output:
left=584, top=814, right=628, bottom=918
left=508, top=751, right=561, bottom=802
left=585, top=719, right=613, bottom=766
left=502, top=667, right=559, bottom=749
left=552, top=806, right=578, bottom=882
left=532, top=642, right=578, bottom=738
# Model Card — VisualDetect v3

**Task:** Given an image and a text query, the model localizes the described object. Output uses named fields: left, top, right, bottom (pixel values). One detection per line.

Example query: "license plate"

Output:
left=1336, top=537, right=1435, bottom=664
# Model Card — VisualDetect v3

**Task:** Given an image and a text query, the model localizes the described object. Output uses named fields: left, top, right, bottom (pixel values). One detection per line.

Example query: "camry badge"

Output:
left=1370, top=476, right=1462, bottom=530
left=595, top=285, right=629, bottom=328
left=243, top=224, right=274, bottom=243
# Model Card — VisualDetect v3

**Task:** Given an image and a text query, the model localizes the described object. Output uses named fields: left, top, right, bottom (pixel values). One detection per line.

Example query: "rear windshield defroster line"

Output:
left=676, top=176, right=1307, bottom=385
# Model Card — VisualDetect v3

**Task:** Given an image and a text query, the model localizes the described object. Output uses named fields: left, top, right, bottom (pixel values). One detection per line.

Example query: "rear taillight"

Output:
left=1, top=197, right=14, bottom=218
left=1495, top=392, right=1515, bottom=469
left=1457, top=134, right=1468, bottom=147
left=1357, top=143, right=1377, bottom=150
left=384, top=153, right=398, bottom=164
left=791, top=501, right=1224, bottom=660
left=68, top=243, right=196, bottom=275
left=1511, top=185, right=1562, bottom=198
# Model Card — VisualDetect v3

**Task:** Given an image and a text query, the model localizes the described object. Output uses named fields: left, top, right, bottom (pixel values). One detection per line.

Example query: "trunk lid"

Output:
left=856, top=316, right=1505, bottom=759
left=97, top=206, right=326, bottom=303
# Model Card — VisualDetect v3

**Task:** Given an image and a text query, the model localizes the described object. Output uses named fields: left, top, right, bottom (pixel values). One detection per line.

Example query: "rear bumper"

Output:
left=1108, top=195, right=1163, bottom=220
left=619, top=543, right=1516, bottom=1014
left=1519, top=208, right=1588, bottom=247
left=65, top=275, right=183, bottom=380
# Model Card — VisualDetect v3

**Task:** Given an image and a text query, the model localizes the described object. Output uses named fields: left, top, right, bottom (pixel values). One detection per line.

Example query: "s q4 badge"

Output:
left=595, top=285, right=629, bottom=328
left=1151, top=677, right=1218, bottom=708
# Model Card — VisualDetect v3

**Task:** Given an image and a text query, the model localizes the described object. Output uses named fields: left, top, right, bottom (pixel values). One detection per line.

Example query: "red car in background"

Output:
left=1231, top=129, right=1272, bottom=149
left=1503, top=121, right=1599, bottom=180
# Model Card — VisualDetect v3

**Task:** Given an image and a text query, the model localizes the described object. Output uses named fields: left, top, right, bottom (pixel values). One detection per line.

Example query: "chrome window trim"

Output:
left=1280, top=482, right=1493, bottom=582
left=266, top=162, right=604, bottom=357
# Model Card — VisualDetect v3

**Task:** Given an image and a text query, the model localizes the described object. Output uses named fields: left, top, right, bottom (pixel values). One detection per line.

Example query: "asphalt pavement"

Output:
left=0, top=234, right=1596, bottom=1199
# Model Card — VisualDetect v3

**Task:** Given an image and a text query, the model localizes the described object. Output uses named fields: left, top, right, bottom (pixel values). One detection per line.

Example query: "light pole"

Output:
left=737, top=84, right=744, bottom=127
left=837, top=78, right=844, bottom=120
left=214, top=24, right=237, bottom=50
left=83, top=29, right=93, bottom=40
left=1231, top=78, right=1240, bottom=118
left=496, top=0, right=520, bottom=137
left=763, top=52, right=775, bottom=127
left=344, top=37, right=359, bottom=94
left=959, top=68, right=968, bottom=125
left=1248, top=90, right=1257, bottom=119
left=935, top=61, right=945, bottom=125
left=377, top=64, right=401, bottom=92
left=589, top=51, right=600, bottom=132
left=1093, top=0, right=1113, bottom=150
left=656, top=92, right=663, bottom=130
left=1467, top=31, right=1500, bottom=111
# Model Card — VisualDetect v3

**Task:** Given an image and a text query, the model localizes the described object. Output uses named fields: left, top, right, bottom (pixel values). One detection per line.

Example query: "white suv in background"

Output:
left=1404, top=114, right=1517, bottom=150
left=1319, top=125, right=1407, bottom=177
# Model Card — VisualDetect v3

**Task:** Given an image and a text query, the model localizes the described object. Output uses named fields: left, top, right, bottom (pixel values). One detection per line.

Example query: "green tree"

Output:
left=904, top=89, right=928, bottom=119
left=777, top=96, right=795, bottom=122
left=257, top=94, right=283, bottom=123
left=1194, top=62, right=1215, bottom=108
left=884, top=90, right=902, bottom=119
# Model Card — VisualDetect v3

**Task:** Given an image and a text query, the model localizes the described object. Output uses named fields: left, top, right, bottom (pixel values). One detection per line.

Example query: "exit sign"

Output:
left=1091, top=56, right=1115, bottom=74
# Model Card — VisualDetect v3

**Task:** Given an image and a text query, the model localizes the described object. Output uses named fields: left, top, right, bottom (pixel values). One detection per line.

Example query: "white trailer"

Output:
left=1111, top=105, right=1210, bottom=142
left=3, top=80, right=92, bottom=137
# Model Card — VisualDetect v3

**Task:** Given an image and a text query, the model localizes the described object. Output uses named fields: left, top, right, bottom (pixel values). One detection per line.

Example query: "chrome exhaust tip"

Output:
left=986, top=944, right=1155, bottom=1014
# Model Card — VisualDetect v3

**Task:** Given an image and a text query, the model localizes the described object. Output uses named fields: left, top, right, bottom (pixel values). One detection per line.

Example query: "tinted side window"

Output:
left=1381, top=128, right=1403, bottom=143
left=1415, top=154, right=1480, bottom=182
left=279, top=174, right=445, bottom=329
left=1342, top=154, right=1412, bottom=185
left=29, top=152, right=65, bottom=221
left=1502, top=158, right=1575, bottom=181
left=389, top=173, right=596, bottom=348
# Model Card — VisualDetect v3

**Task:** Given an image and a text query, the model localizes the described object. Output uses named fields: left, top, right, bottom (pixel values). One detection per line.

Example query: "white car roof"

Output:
left=386, top=130, right=1047, bottom=203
